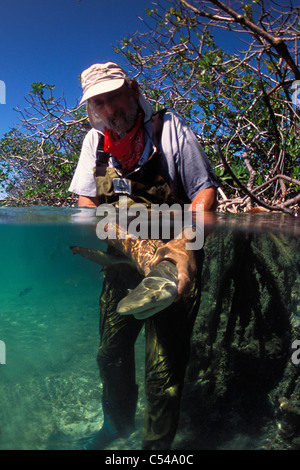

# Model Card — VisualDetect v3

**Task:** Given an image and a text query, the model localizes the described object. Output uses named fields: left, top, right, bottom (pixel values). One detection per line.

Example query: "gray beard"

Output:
left=104, top=95, right=139, bottom=135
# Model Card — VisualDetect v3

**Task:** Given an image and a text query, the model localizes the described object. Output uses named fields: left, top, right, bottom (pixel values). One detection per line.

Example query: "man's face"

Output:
left=90, top=82, right=139, bottom=134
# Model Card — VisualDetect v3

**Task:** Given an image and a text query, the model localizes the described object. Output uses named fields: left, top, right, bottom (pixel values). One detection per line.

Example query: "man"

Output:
left=69, top=62, right=218, bottom=449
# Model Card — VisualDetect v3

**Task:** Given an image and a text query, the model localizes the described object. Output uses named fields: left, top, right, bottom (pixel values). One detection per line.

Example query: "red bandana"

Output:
left=104, top=113, right=144, bottom=171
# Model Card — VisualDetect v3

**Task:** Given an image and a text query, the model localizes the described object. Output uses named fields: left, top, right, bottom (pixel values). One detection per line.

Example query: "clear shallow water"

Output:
left=0, top=220, right=98, bottom=449
left=0, top=206, right=299, bottom=450
left=0, top=207, right=149, bottom=450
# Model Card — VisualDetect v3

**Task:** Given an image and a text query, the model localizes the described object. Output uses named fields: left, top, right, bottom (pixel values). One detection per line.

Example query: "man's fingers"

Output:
left=177, top=270, right=191, bottom=297
left=149, top=242, right=197, bottom=297
left=150, top=246, right=168, bottom=269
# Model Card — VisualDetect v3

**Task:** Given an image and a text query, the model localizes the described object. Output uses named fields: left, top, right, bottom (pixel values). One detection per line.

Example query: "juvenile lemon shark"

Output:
left=70, top=246, right=178, bottom=319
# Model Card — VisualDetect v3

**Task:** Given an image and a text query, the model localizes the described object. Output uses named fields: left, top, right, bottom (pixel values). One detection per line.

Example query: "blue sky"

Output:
left=0, top=0, right=156, bottom=138
left=1, top=0, right=298, bottom=141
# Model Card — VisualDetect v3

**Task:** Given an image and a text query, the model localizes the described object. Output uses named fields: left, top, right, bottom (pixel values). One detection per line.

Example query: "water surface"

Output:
left=0, top=206, right=299, bottom=450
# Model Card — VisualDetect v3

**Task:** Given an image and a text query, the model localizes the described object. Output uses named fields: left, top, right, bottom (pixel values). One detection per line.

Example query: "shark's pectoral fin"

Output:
left=70, top=246, right=134, bottom=268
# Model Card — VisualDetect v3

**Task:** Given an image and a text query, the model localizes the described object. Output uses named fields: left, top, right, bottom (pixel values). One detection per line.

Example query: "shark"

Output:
left=70, top=246, right=178, bottom=319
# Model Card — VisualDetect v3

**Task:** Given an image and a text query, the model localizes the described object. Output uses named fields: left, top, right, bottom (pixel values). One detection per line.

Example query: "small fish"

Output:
left=19, top=287, right=33, bottom=297
left=70, top=246, right=178, bottom=319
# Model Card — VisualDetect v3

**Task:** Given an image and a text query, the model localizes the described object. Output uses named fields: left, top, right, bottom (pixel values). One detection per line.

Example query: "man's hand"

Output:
left=150, top=238, right=197, bottom=297
left=149, top=187, right=217, bottom=297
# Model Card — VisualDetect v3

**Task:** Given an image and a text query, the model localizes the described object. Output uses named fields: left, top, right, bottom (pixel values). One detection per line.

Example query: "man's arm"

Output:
left=78, top=195, right=100, bottom=207
left=189, top=187, right=217, bottom=212
left=150, top=186, right=217, bottom=297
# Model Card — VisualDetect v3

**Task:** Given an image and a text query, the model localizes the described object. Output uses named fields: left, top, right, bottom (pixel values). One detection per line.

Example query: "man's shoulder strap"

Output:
left=151, top=108, right=167, bottom=148
left=95, top=134, right=110, bottom=177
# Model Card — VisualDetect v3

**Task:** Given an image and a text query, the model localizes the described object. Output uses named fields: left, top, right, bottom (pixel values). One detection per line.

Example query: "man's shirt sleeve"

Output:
left=161, top=110, right=219, bottom=202
left=69, top=129, right=99, bottom=197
